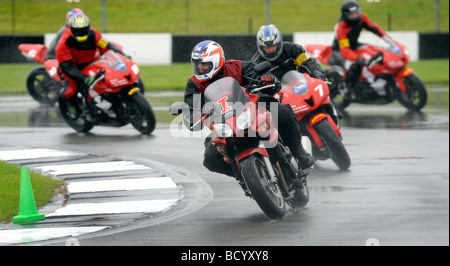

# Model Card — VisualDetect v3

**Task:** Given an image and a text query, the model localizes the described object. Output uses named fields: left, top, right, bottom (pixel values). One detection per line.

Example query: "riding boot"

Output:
left=277, top=104, right=315, bottom=170
left=345, top=63, right=363, bottom=100
left=65, top=96, right=78, bottom=119
left=291, top=144, right=315, bottom=170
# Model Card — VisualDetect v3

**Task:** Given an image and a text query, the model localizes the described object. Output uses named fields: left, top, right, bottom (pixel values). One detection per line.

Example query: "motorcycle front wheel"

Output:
left=58, top=92, right=94, bottom=133
left=26, top=67, right=61, bottom=105
left=126, top=92, right=156, bottom=135
left=240, top=154, right=286, bottom=220
left=397, top=74, right=428, bottom=111
left=315, top=119, right=351, bottom=170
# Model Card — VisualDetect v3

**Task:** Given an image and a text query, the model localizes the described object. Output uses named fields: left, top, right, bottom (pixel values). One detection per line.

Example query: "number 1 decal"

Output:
left=217, top=96, right=232, bottom=114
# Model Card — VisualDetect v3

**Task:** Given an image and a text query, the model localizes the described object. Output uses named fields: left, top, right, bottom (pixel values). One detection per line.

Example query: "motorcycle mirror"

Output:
left=169, top=101, right=187, bottom=116
left=254, top=61, right=272, bottom=74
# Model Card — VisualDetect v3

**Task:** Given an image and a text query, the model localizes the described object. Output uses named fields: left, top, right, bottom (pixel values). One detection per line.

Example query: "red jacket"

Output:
left=189, top=60, right=244, bottom=94
left=56, top=27, right=109, bottom=82
left=332, top=13, right=387, bottom=62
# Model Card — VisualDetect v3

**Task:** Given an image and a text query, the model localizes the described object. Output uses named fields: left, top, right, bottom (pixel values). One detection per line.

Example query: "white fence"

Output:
left=46, top=31, right=419, bottom=65
left=45, top=33, right=172, bottom=65
left=293, top=31, right=419, bottom=61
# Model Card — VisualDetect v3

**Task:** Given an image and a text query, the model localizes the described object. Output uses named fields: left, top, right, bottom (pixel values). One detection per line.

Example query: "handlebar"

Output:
left=89, top=70, right=105, bottom=91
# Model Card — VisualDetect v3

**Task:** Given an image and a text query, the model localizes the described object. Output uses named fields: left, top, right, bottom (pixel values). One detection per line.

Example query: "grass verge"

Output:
left=0, top=161, right=63, bottom=223
left=0, top=59, right=448, bottom=94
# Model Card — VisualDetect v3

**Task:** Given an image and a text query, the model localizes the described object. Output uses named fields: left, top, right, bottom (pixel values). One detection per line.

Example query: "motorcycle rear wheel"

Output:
left=315, top=119, right=351, bottom=170
left=397, top=74, right=427, bottom=111
left=240, top=154, right=286, bottom=220
left=26, top=67, right=61, bottom=105
left=126, top=92, right=156, bottom=135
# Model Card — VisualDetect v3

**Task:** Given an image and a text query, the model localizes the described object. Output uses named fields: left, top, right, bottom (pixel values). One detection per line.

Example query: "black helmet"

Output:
left=341, top=0, right=362, bottom=24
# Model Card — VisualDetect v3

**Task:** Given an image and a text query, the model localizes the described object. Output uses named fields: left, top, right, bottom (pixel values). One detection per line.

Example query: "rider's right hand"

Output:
left=356, top=56, right=369, bottom=66
left=80, top=75, right=95, bottom=97
left=257, top=75, right=281, bottom=94
left=84, top=75, right=95, bottom=86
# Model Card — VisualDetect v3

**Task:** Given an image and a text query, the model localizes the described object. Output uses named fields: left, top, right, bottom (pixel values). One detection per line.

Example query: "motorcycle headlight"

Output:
left=236, top=108, right=252, bottom=132
left=213, top=123, right=234, bottom=138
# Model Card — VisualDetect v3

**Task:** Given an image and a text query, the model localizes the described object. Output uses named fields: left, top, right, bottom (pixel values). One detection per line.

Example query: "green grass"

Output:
left=0, top=0, right=448, bottom=34
left=0, top=161, right=63, bottom=223
left=1, top=59, right=448, bottom=94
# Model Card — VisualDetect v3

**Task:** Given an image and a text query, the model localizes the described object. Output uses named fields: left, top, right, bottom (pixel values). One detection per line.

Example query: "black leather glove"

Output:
left=313, top=71, right=327, bottom=81
left=367, top=52, right=383, bottom=67
left=258, top=75, right=277, bottom=86
left=356, top=56, right=368, bottom=66
left=356, top=52, right=383, bottom=67
left=258, top=75, right=281, bottom=94
left=79, top=76, right=95, bottom=97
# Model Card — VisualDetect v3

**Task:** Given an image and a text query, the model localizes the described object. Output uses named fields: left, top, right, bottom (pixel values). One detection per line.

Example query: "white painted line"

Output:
left=0, top=148, right=83, bottom=161
left=67, top=177, right=177, bottom=194
left=0, top=226, right=108, bottom=245
left=46, top=199, right=178, bottom=217
left=35, top=161, right=151, bottom=175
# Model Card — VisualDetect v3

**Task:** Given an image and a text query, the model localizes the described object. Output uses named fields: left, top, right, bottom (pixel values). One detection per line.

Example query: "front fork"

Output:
left=395, top=68, right=415, bottom=93
left=307, top=113, right=341, bottom=148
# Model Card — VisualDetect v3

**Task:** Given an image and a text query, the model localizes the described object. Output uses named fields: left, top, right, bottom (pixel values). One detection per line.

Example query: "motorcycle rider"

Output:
left=55, top=10, right=126, bottom=118
left=184, top=40, right=314, bottom=177
left=45, top=8, right=84, bottom=61
left=332, top=0, right=400, bottom=97
left=251, top=24, right=327, bottom=82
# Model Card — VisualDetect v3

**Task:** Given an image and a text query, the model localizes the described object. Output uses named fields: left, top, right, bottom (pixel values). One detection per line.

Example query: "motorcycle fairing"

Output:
left=307, top=113, right=341, bottom=148
left=394, top=68, right=415, bottom=93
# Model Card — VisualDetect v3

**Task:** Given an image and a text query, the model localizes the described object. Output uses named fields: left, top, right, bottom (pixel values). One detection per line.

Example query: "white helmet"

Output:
left=191, top=40, right=225, bottom=82
left=256, top=24, right=283, bottom=62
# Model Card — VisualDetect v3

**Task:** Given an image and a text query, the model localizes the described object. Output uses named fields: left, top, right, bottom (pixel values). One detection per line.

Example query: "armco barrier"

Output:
left=1, top=32, right=447, bottom=64
left=419, top=32, right=449, bottom=59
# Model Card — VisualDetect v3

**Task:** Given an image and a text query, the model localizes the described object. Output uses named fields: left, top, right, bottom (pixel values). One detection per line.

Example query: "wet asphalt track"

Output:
left=0, top=95, right=448, bottom=246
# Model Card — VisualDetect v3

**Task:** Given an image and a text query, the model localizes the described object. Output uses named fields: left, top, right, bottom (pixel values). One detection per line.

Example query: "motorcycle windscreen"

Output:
left=203, top=77, right=250, bottom=120
left=96, top=50, right=127, bottom=72
left=281, top=71, right=309, bottom=96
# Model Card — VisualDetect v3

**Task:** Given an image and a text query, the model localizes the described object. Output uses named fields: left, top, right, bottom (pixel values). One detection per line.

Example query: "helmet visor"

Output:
left=262, top=44, right=279, bottom=56
left=71, top=26, right=90, bottom=37
left=258, top=43, right=282, bottom=61
left=192, top=61, right=213, bottom=76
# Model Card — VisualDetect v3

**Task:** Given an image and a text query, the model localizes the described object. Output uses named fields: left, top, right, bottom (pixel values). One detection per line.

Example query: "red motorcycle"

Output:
left=18, top=43, right=145, bottom=105
left=279, top=70, right=351, bottom=170
left=18, top=44, right=62, bottom=105
left=170, top=62, right=311, bottom=220
left=58, top=51, right=155, bottom=135
left=305, top=39, right=427, bottom=111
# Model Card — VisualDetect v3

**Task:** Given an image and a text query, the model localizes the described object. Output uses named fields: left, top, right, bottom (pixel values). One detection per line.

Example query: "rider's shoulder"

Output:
left=282, top=42, right=305, bottom=56
left=360, top=12, right=370, bottom=21
left=337, top=19, right=351, bottom=28
left=283, top=42, right=303, bottom=51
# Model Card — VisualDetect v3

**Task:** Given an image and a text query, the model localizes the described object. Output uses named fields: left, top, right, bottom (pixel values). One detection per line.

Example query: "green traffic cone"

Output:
left=12, top=167, right=45, bottom=224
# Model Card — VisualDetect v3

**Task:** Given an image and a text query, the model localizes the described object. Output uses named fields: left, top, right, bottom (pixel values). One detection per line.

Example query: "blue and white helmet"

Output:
left=256, top=24, right=283, bottom=62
